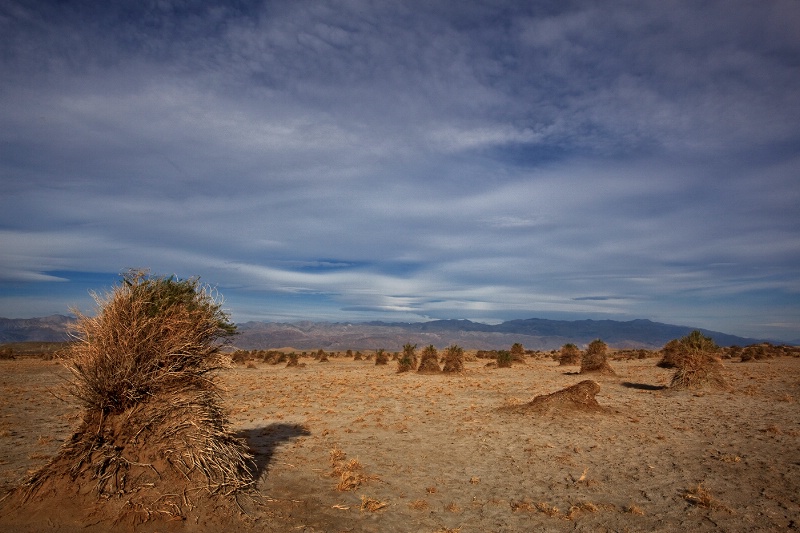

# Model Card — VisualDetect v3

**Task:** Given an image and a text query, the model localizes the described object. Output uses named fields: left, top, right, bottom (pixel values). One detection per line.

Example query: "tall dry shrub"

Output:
left=580, top=339, right=615, bottom=375
left=374, top=348, right=389, bottom=365
left=496, top=350, right=513, bottom=368
left=417, top=345, right=441, bottom=373
left=558, top=343, right=581, bottom=365
left=658, top=332, right=718, bottom=368
left=397, top=343, right=417, bottom=373
left=442, top=344, right=464, bottom=373
left=510, top=343, right=526, bottom=364
left=669, top=330, right=726, bottom=389
left=19, top=270, right=254, bottom=521
left=64, top=270, right=236, bottom=414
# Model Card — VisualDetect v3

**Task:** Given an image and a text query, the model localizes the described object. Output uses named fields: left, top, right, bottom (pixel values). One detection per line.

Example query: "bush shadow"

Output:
left=238, top=423, right=311, bottom=481
left=621, top=381, right=667, bottom=391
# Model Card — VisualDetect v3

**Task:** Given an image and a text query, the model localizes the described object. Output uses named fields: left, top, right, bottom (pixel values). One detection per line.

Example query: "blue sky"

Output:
left=1, top=1, right=799, bottom=341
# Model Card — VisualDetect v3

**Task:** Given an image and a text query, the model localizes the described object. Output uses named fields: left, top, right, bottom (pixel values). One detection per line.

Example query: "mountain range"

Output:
left=233, top=317, right=766, bottom=351
left=0, top=315, right=770, bottom=351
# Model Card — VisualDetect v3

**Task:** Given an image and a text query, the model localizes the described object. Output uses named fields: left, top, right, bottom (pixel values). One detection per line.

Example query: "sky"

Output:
left=1, top=1, right=799, bottom=342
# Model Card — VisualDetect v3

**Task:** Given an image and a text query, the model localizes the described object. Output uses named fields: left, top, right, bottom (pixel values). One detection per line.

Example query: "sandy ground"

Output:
left=1, top=355, right=799, bottom=532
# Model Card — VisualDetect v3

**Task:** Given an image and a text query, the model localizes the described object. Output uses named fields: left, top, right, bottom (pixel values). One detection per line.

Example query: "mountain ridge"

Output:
left=0, top=315, right=772, bottom=351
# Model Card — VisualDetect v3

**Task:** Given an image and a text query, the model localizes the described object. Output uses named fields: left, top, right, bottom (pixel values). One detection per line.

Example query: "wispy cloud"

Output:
left=1, top=1, right=799, bottom=341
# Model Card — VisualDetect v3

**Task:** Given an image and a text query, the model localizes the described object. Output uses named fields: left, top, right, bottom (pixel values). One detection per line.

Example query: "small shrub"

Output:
left=669, top=331, right=726, bottom=390
left=418, top=345, right=441, bottom=373
left=0, top=346, right=14, bottom=360
left=496, top=350, right=513, bottom=368
left=670, top=352, right=725, bottom=389
left=397, top=343, right=417, bottom=373
left=558, top=343, right=581, bottom=366
left=374, top=348, right=389, bottom=365
left=510, top=343, right=526, bottom=363
left=580, top=339, right=615, bottom=375
left=442, top=344, right=464, bottom=373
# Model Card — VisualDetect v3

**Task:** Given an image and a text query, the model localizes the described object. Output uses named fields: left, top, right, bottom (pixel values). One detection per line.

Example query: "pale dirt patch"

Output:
left=1, top=356, right=799, bottom=532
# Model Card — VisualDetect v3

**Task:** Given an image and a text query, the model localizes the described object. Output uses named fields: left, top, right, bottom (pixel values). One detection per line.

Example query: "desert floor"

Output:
left=1, top=354, right=799, bottom=532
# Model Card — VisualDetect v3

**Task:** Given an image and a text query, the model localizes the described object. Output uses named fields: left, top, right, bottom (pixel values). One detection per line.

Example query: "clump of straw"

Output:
left=17, top=270, right=255, bottom=523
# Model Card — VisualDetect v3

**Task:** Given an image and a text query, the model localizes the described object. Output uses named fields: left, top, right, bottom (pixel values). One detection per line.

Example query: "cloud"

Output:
left=0, top=1, right=799, bottom=340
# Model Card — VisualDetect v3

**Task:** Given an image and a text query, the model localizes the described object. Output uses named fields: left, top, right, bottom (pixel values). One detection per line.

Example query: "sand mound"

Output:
left=507, top=380, right=605, bottom=415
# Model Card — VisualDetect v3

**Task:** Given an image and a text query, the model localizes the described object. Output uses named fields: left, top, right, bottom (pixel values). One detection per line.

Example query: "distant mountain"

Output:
left=0, top=315, right=768, bottom=351
left=0, top=315, right=74, bottom=343
left=233, top=318, right=766, bottom=351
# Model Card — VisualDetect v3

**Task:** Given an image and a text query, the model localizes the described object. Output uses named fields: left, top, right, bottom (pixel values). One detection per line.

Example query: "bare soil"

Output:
left=1, top=355, right=799, bottom=532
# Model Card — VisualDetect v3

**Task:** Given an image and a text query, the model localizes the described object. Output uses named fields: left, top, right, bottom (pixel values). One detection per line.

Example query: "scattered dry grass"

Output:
left=624, top=503, right=645, bottom=515
left=683, top=483, right=724, bottom=510
left=360, top=495, right=388, bottom=512
left=408, top=499, right=429, bottom=511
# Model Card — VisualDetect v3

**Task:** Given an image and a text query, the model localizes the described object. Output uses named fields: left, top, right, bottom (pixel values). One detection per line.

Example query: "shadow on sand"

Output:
left=621, top=381, right=667, bottom=391
left=238, top=423, right=311, bottom=481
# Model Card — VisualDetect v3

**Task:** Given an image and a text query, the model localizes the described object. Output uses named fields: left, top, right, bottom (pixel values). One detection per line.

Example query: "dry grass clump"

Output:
left=580, top=339, right=615, bottom=375
left=374, top=348, right=390, bottom=365
left=330, top=448, right=372, bottom=492
left=670, top=352, right=726, bottom=390
left=510, top=343, right=526, bottom=364
left=668, top=331, right=726, bottom=390
left=286, top=352, right=305, bottom=367
left=442, top=344, right=465, bottom=373
left=496, top=350, right=513, bottom=368
left=558, top=343, right=581, bottom=365
left=12, top=270, right=255, bottom=524
left=740, top=343, right=783, bottom=362
left=417, top=345, right=441, bottom=373
left=397, top=343, right=417, bottom=373
left=657, top=339, right=683, bottom=368
left=683, top=482, right=728, bottom=511
left=408, top=499, right=429, bottom=511
left=360, top=495, right=388, bottom=512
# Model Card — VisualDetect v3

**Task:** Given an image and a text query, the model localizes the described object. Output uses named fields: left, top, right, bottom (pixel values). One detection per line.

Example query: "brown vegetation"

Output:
left=397, top=343, right=417, bottom=373
left=496, top=350, right=513, bottom=368
left=558, top=343, right=581, bottom=365
left=417, top=344, right=441, bottom=373
left=3, top=271, right=254, bottom=524
left=667, top=331, right=726, bottom=390
left=441, top=344, right=465, bottom=373
left=580, top=339, right=615, bottom=375
left=510, top=343, right=526, bottom=364
left=374, top=348, right=389, bottom=365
